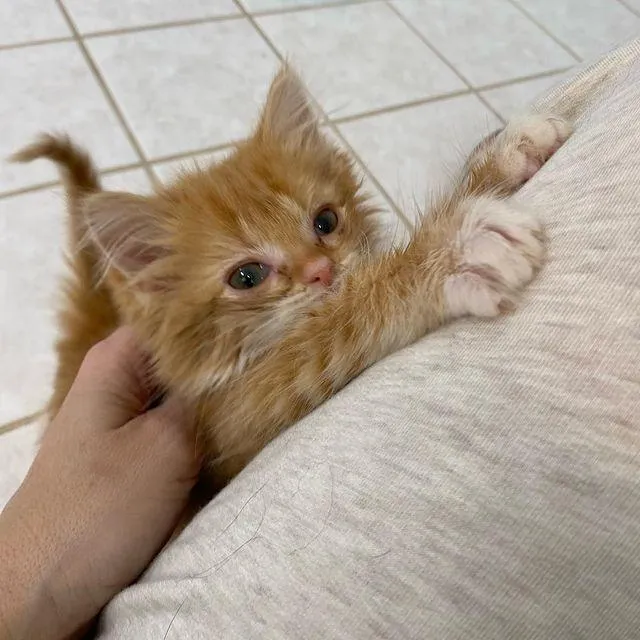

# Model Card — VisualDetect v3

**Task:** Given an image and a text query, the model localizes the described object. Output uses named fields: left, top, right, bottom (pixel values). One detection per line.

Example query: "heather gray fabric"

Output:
left=98, top=41, right=640, bottom=640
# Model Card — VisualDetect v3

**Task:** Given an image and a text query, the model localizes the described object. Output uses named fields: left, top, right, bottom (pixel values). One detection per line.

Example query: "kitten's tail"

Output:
left=10, top=133, right=102, bottom=209
left=11, top=133, right=103, bottom=270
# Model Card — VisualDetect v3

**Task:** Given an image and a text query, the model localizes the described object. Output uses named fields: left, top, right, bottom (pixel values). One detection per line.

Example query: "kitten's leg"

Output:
left=440, top=114, right=572, bottom=318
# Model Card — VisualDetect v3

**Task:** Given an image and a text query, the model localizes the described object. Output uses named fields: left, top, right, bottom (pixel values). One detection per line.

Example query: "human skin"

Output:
left=0, top=327, right=201, bottom=640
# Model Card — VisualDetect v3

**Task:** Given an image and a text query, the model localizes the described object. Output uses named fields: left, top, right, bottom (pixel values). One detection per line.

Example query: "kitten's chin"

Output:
left=327, top=260, right=353, bottom=294
left=302, top=286, right=331, bottom=306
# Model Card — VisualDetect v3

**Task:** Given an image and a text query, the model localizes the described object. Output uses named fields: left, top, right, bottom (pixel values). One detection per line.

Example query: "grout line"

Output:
left=0, top=180, right=60, bottom=199
left=329, top=123, right=411, bottom=228
left=233, top=0, right=413, bottom=229
left=320, top=67, right=572, bottom=125
left=0, top=144, right=238, bottom=200
left=250, top=0, right=377, bottom=17
left=0, top=62, right=572, bottom=203
left=385, top=1, right=506, bottom=124
left=59, top=0, right=376, bottom=41
left=0, top=0, right=376, bottom=51
left=150, top=141, right=236, bottom=166
left=0, top=162, right=149, bottom=200
left=238, top=0, right=375, bottom=18
left=476, top=67, right=572, bottom=92
left=473, top=93, right=507, bottom=125
left=616, top=0, right=640, bottom=17
left=504, top=0, right=582, bottom=62
left=0, top=35, right=74, bottom=52
left=83, top=13, right=241, bottom=39
left=331, top=89, right=472, bottom=125
left=102, top=162, right=147, bottom=175
left=54, top=0, right=157, bottom=187
left=2, top=1, right=574, bottom=205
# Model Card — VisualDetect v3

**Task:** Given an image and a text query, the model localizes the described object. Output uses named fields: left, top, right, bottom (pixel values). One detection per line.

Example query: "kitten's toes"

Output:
left=444, top=196, right=545, bottom=318
left=497, top=114, right=572, bottom=187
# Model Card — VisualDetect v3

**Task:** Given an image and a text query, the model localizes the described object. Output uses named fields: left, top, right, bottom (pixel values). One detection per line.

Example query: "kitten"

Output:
left=13, top=66, right=570, bottom=486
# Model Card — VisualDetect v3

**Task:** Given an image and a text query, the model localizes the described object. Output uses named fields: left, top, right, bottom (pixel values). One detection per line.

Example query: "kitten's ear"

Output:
left=257, top=65, right=321, bottom=143
left=82, top=191, right=170, bottom=286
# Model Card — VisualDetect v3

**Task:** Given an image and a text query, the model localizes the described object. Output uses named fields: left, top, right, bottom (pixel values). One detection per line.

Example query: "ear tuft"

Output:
left=257, top=64, right=320, bottom=143
left=82, top=191, right=169, bottom=286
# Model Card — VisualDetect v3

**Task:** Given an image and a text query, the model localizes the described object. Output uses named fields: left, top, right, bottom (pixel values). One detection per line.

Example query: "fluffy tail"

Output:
left=11, top=133, right=103, bottom=268
left=11, top=132, right=101, bottom=206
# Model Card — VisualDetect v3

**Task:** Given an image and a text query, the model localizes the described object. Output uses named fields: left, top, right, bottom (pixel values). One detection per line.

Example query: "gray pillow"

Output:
left=98, top=40, right=640, bottom=640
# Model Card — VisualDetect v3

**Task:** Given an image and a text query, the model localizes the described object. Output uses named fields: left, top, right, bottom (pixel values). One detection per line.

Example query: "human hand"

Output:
left=0, top=327, right=201, bottom=640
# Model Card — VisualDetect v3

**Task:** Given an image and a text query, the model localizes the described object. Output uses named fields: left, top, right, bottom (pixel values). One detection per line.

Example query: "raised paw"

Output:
left=469, top=114, right=572, bottom=191
left=494, top=114, right=572, bottom=187
left=444, top=196, right=545, bottom=318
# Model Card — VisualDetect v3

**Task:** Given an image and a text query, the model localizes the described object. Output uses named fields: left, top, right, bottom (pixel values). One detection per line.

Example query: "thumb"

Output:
left=60, top=328, right=156, bottom=432
left=132, top=394, right=201, bottom=473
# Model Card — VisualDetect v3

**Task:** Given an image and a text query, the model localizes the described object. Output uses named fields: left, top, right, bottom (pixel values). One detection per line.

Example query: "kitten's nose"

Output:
left=301, top=256, right=334, bottom=287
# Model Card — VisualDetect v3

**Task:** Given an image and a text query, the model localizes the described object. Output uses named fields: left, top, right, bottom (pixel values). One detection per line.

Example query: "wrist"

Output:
left=0, top=481, right=95, bottom=640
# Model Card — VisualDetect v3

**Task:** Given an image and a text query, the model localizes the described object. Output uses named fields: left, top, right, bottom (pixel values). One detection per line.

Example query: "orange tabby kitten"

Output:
left=14, top=67, right=570, bottom=486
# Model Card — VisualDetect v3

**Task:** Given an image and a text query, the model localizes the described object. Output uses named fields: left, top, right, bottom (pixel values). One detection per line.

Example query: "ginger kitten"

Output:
left=13, top=66, right=571, bottom=486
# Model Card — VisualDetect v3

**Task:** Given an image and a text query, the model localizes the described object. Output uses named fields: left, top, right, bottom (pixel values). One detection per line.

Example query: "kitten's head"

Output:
left=84, top=66, right=379, bottom=395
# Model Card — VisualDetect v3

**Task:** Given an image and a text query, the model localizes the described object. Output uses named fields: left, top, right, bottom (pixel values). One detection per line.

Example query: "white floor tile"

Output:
left=242, top=0, right=355, bottom=10
left=481, top=74, right=567, bottom=120
left=152, top=149, right=232, bottom=185
left=362, top=178, right=410, bottom=250
left=257, top=3, right=464, bottom=120
left=0, top=43, right=138, bottom=194
left=512, top=0, right=640, bottom=60
left=321, top=126, right=409, bottom=247
left=621, top=0, right=640, bottom=13
left=87, top=20, right=278, bottom=159
left=338, top=95, right=502, bottom=226
left=64, top=0, right=238, bottom=33
left=0, top=0, right=69, bottom=47
left=0, top=189, right=66, bottom=426
left=0, top=423, right=40, bottom=511
left=392, top=0, right=575, bottom=86
left=102, top=167, right=153, bottom=193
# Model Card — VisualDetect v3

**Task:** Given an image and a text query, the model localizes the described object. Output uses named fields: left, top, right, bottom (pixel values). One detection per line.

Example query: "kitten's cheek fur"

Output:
left=443, top=196, right=546, bottom=319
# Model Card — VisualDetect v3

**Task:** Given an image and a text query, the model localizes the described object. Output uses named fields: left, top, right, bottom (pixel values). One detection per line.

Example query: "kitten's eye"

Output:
left=228, top=262, right=270, bottom=290
left=313, top=208, right=338, bottom=236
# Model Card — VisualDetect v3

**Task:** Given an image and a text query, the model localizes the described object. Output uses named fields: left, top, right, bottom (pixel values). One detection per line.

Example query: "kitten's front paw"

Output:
left=475, top=114, right=572, bottom=188
left=444, top=196, right=545, bottom=318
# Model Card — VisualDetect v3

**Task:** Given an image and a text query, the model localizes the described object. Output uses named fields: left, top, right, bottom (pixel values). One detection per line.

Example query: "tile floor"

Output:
left=1, top=0, right=638, bottom=505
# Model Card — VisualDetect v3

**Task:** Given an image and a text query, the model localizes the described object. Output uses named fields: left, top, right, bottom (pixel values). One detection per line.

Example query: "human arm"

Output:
left=0, top=328, right=200, bottom=640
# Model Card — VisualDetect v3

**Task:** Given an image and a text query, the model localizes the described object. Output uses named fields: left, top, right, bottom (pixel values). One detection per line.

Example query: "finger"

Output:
left=90, top=327, right=154, bottom=400
left=145, top=394, right=197, bottom=441
left=60, top=328, right=156, bottom=431
left=135, top=395, right=202, bottom=472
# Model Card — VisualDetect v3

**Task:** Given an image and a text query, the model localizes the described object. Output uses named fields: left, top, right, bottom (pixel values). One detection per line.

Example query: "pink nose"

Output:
left=301, top=256, right=334, bottom=287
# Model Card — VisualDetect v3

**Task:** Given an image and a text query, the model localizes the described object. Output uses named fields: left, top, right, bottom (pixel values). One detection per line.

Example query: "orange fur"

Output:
left=12, top=66, right=570, bottom=487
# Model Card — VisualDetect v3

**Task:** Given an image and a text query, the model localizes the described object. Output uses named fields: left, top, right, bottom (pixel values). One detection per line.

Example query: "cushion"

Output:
left=98, top=39, right=640, bottom=640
